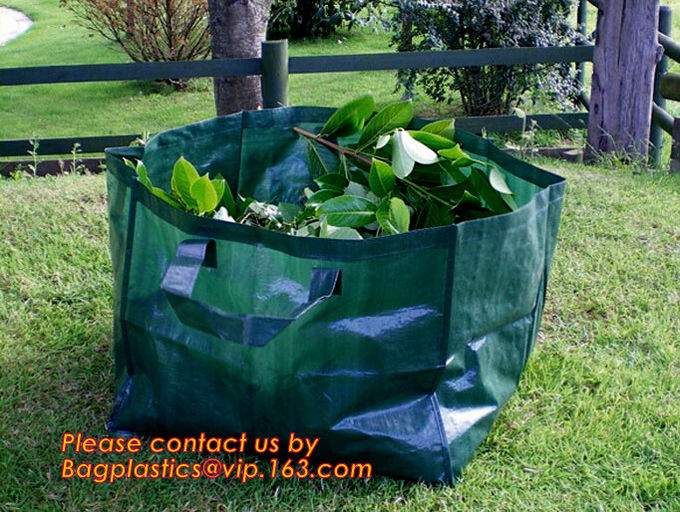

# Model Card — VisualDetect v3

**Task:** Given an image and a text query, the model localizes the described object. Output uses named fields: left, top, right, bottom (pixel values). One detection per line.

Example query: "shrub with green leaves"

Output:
left=389, top=0, right=579, bottom=116
left=267, top=0, right=379, bottom=40
left=128, top=95, right=517, bottom=239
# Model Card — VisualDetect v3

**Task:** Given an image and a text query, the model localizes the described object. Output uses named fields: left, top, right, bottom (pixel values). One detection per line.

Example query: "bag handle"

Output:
left=161, top=239, right=341, bottom=347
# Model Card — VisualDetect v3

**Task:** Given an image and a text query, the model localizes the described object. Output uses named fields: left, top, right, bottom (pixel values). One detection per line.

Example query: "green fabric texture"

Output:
left=105, top=106, right=566, bottom=484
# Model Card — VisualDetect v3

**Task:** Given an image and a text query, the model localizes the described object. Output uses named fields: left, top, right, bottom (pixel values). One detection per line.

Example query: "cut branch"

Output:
left=292, top=127, right=372, bottom=166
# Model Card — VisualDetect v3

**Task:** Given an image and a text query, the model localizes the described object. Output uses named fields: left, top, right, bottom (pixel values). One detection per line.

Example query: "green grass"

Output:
left=0, top=0, right=425, bottom=141
left=1, top=160, right=679, bottom=511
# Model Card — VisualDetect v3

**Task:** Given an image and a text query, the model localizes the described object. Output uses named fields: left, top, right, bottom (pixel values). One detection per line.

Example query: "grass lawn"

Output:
left=0, top=0, right=423, bottom=142
left=1, top=159, right=679, bottom=511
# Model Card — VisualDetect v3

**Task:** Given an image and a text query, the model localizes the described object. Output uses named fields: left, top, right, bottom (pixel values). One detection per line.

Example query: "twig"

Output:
left=293, top=127, right=372, bottom=166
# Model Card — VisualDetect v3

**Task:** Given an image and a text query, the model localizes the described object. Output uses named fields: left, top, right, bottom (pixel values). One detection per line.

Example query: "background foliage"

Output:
left=267, top=0, right=379, bottom=40
left=59, top=0, right=210, bottom=88
left=388, top=0, right=581, bottom=115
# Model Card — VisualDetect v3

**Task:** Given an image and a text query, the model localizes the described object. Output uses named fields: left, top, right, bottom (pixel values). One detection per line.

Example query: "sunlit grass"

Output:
left=1, top=159, right=679, bottom=511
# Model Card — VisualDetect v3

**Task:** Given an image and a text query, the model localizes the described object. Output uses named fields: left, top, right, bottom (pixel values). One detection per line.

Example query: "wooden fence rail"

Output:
left=0, top=44, right=593, bottom=157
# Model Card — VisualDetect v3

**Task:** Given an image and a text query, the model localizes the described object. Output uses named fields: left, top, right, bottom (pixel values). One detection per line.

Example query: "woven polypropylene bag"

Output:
left=105, top=106, right=565, bottom=484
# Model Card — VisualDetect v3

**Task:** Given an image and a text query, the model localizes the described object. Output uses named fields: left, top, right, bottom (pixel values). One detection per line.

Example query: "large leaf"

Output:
left=319, top=218, right=363, bottom=240
left=391, top=130, right=415, bottom=178
left=408, top=130, right=456, bottom=151
left=501, top=193, right=518, bottom=210
left=344, top=181, right=378, bottom=202
left=190, top=174, right=220, bottom=213
left=438, top=161, right=468, bottom=184
left=451, top=190, right=484, bottom=212
left=133, top=161, right=152, bottom=190
left=469, top=168, right=512, bottom=214
left=438, top=144, right=473, bottom=164
left=210, top=177, right=226, bottom=204
left=150, top=187, right=182, bottom=209
left=315, top=173, right=349, bottom=191
left=171, top=156, right=200, bottom=209
left=306, top=139, right=332, bottom=177
left=357, top=101, right=414, bottom=150
left=423, top=202, right=454, bottom=228
left=325, top=227, right=363, bottom=240
left=420, top=119, right=455, bottom=140
left=429, top=182, right=468, bottom=203
left=217, top=177, right=237, bottom=218
left=488, top=166, right=513, bottom=195
left=307, top=188, right=342, bottom=206
left=398, top=130, right=438, bottom=164
left=278, top=202, right=300, bottom=223
left=317, top=195, right=377, bottom=227
left=368, top=159, right=396, bottom=198
left=320, top=95, right=375, bottom=137
left=376, top=197, right=410, bottom=234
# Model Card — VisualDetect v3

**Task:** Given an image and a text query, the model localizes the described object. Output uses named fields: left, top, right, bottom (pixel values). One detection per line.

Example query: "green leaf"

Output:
left=210, top=177, right=226, bottom=204
left=320, top=95, right=375, bottom=137
left=190, top=174, right=219, bottom=213
left=429, top=182, right=468, bottom=203
left=171, top=156, right=200, bottom=209
left=408, top=131, right=456, bottom=151
left=317, top=195, right=377, bottom=227
left=319, top=218, right=363, bottom=240
left=151, top=187, right=182, bottom=209
left=376, top=197, right=410, bottom=234
left=438, top=144, right=470, bottom=161
left=134, top=161, right=152, bottom=190
left=488, top=166, right=513, bottom=195
left=278, top=202, right=300, bottom=223
left=420, top=119, right=455, bottom=140
left=307, top=188, right=342, bottom=206
left=452, top=190, right=484, bottom=211
left=424, top=202, right=454, bottom=228
left=409, top=164, right=444, bottom=186
left=469, top=168, right=512, bottom=215
left=501, top=193, right=518, bottom=210
left=325, top=226, right=364, bottom=240
left=357, top=101, right=414, bottom=150
left=368, top=159, right=396, bottom=198
left=306, top=139, right=334, bottom=177
left=218, top=178, right=237, bottom=218
left=398, top=129, right=438, bottom=164
left=391, top=130, right=415, bottom=178
left=314, top=173, right=349, bottom=191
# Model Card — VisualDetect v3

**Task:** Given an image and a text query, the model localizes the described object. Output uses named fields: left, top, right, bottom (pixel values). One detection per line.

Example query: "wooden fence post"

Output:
left=261, top=40, right=289, bottom=109
left=586, top=0, right=662, bottom=160
left=650, top=5, right=673, bottom=166
left=575, top=0, right=588, bottom=90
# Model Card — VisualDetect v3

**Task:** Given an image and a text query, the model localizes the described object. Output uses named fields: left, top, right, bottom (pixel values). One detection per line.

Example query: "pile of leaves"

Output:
left=127, top=95, right=517, bottom=239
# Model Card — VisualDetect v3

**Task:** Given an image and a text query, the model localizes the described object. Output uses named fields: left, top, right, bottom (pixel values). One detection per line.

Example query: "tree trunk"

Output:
left=586, top=0, right=662, bottom=160
left=207, top=0, right=274, bottom=115
left=126, top=0, right=134, bottom=35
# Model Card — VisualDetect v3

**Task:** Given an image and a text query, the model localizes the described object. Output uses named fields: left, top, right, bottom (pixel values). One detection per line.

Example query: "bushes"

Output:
left=267, top=0, right=377, bottom=40
left=390, top=0, right=580, bottom=116
left=60, top=0, right=210, bottom=87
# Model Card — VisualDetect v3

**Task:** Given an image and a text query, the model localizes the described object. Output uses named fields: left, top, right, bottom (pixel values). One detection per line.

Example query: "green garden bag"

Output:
left=105, top=107, right=565, bottom=484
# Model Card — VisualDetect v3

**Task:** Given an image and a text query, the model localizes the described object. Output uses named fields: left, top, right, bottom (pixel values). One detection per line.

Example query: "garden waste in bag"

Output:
left=105, top=106, right=565, bottom=484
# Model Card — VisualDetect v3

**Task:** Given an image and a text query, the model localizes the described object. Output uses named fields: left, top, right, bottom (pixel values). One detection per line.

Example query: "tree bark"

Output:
left=586, top=0, right=662, bottom=160
left=125, top=0, right=135, bottom=35
left=207, top=0, right=274, bottom=115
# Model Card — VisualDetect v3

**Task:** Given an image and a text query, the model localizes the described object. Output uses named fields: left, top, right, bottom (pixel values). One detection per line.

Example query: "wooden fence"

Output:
left=0, top=43, right=593, bottom=158
left=0, top=1, right=676, bottom=168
